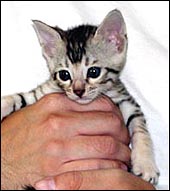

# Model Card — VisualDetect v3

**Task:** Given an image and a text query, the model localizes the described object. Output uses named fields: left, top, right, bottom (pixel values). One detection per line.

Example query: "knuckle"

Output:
left=112, top=114, right=122, bottom=128
left=39, top=94, right=61, bottom=109
left=46, top=114, right=57, bottom=126
left=44, top=114, right=62, bottom=131
left=105, top=112, right=123, bottom=131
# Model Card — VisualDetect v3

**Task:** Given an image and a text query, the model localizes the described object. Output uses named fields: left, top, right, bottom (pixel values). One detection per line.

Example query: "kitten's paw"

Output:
left=131, top=150, right=160, bottom=185
left=1, top=96, right=15, bottom=120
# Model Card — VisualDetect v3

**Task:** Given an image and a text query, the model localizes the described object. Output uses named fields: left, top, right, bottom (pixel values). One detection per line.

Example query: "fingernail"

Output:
left=35, top=178, right=56, bottom=190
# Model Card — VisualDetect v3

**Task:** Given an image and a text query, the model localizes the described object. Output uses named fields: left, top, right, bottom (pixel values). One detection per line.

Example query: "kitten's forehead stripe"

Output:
left=65, top=59, right=69, bottom=67
left=63, top=25, right=97, bottom=64
left=105, top=67, right=120, bottom=74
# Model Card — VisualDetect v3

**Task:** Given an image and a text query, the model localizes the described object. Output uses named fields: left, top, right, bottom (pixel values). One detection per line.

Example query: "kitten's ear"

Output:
left=32, top=20, right=63, bottom=57
left=94, top=9, right=127, bottom=53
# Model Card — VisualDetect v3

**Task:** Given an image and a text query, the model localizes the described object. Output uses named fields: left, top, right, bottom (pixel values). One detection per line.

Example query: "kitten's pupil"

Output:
left=87, top=67, right=101, bottom=78
left=59, top=70, right=71, bottom=81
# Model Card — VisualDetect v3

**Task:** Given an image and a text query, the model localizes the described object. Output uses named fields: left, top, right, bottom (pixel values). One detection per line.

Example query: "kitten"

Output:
left=1, top=9, right=159, bottom=189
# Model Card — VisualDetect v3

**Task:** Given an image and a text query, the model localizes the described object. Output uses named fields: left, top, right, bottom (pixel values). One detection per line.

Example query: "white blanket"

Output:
left=1, top=1, right=169, bottom=190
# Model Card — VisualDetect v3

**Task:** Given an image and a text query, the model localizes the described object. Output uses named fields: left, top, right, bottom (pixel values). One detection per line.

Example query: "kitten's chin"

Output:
left=67, top=95, right=93, bottom=104
left=75, top=98, right=93, bottom=104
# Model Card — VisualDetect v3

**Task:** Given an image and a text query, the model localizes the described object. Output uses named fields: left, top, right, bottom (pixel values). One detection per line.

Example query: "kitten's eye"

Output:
left=87, top=67, right=101, bottom=79
left=59, top=70, right=71, bottom=81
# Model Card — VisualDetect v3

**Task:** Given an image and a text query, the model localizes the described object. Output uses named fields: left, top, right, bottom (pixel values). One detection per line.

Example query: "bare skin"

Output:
left=35, top=169, right=155, bottom=190
left=1, top=93, right=130, bottom=190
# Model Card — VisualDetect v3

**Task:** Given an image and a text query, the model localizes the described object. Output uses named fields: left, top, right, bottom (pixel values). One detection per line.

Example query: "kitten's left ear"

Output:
left=94, top=9, right=127, bottom=53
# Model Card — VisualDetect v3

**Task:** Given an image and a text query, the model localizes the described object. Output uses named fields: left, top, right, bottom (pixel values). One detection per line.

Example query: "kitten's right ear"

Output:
left=32, top=20, right=63, bottom=58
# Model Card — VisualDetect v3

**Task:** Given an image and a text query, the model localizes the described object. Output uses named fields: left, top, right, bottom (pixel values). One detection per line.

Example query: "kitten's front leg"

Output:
left=1, top=95, right=16, bottom=120
left=116, top=98, right=160, bottom=184
left=1, top=93, right=36, bottom=121
left=1, top=80, right=61, bottom=121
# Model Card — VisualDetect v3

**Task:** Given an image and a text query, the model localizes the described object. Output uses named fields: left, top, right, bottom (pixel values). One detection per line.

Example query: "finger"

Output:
left=52, top=169, right=119, bottom=190
left=63, top=136, right=131, bottom=163
left=67, top=95, right=121, bottom=114
left=71, top=111, right=130, bottom=145
left=35, top=169, right=155, bottom=190
left=65, top=95, right=125, bottom=127
left=38, top=93, right=122, bottom=117
left=41, top=110, right=129, bottom=145
left=35, top=170, right=113, bottom=190
left=55, top=111, right=129, bottom=144
left=57, top=159, right=128, bottom=174
left=37, top=94, right=130, bottom=144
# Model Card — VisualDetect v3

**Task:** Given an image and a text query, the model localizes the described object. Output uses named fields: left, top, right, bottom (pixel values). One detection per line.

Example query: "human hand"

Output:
left=35, top=169, right=155, bottom=190
left=1, top=93, right=130, bottom=189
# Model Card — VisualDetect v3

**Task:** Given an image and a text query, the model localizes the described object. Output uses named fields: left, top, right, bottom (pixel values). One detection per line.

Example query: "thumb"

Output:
left=34, top=169, right=122, bottom=190
left=35, top=169, right=156, bottom=190
left=35, top=171, right=84, bottom=190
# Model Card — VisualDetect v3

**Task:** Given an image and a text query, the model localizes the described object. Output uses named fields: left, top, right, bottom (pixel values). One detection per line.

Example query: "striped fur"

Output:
left=1, top=9, right=159, bottom=187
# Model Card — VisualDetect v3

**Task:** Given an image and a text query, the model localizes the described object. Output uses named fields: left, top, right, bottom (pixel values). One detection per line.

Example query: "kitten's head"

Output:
left=33, top=9, right=127, bottom=104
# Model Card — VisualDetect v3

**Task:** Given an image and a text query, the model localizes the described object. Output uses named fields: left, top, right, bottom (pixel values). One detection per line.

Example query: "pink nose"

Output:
left=73, top=89, right=85, bottom=98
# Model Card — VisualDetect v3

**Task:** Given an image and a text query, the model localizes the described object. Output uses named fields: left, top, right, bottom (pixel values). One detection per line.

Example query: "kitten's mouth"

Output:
left=66, top=92, right=95, bottom=104
left=74, top=97, right=93, bottom=104
left=67, top=95, right=93, bottom=104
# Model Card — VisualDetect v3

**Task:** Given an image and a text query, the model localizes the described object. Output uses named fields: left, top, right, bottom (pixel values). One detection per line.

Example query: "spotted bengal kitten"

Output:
left=1, top=9, right=159, bottom=189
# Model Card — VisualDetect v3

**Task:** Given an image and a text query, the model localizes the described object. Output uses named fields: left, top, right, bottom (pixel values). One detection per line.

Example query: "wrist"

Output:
left=1, top=157, right=22, bottom=190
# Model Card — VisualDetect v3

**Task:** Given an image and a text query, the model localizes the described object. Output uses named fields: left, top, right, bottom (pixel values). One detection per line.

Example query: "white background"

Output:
left=1, top=1, right=169, bottom=189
